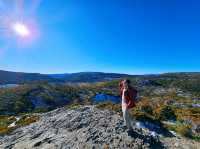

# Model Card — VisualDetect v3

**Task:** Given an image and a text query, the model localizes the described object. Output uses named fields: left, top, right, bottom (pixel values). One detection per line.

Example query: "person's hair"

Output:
left=124, top=79, right=131, bottom=85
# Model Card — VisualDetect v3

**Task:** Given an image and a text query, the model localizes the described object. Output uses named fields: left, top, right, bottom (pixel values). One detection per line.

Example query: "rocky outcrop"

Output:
left=0, top=105, right=199, bottom=149
left=0, top=106, right=163, bottom=149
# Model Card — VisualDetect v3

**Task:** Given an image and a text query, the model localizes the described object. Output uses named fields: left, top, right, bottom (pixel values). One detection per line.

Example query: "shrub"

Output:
left=16, top=115, right=39, bottom=126
left=137, top=99, right=154, bottom=115
left=165, top=122, right=193, bottom=138
left=0, top=115, right=39, bottom=135
left=95, top=102, right=121, bottom=113
left=0, top=127, right=14, bottom=135
left=176, top=124, right=192, bottom=138
left=174, top=108, right=200, bottom=123
left=156, top=105, right=176, bottom=121
left=191, top=135, right=200, bottom=142
left=65, top=103, right=81, bottom=110
left=0, top=116, right=17, bottom=135
left=0, top=116, right=16, bottom=128
left=33, top=107, right=50, bottom=113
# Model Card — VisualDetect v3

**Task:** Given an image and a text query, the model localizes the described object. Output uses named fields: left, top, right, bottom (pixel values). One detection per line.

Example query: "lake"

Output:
left=93, top=93, right=121, bottom=104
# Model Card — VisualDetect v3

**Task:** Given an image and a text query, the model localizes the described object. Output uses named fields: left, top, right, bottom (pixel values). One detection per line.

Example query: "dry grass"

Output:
left=95, top=102, right=121, bottom=113
left=16, top=115, right=39, bottom=126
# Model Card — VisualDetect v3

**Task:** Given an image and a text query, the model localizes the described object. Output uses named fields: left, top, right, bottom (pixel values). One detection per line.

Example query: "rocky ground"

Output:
left=0, top=105, right=199, bottom=149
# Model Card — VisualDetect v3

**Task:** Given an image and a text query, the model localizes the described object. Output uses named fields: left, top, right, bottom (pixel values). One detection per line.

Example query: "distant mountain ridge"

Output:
left=0, top=70, right=57, bottom=85
left=0, top=69, right=200, bottom=84
left=52, top=72, right=133, bottom=82
left=0, top=70, right=132, bottom=84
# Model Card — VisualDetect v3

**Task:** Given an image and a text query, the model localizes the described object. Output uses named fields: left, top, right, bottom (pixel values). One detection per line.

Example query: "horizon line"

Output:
left=0, top=69, right=200, bottom=76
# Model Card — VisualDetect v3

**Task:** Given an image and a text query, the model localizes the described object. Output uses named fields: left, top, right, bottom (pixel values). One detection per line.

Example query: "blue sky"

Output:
left=0, top=0, right=200, bottom=74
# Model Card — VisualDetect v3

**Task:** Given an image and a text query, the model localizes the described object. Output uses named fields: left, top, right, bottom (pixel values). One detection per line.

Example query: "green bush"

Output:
left=140, top=105, right=153, bottom=115
left=176, top=124, right=192, bottom=138
left=191, top=135, right=200, bottom=142
left=157, top=105, right=176, bottom=121
left=165, top=122, right=193, bottom=138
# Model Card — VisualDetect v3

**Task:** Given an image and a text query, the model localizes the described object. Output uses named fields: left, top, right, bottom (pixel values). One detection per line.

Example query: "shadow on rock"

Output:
left=127, top=130, right=165, bottom=149
left=136, top=118, right=176, bottom=138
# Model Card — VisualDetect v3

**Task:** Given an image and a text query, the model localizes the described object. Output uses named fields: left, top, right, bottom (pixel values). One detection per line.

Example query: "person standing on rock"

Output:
left=119, top=79, right=138, bottom=134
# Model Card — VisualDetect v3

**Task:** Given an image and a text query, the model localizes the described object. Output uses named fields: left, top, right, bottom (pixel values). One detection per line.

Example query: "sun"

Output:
left=11, top=22, right=30, bottom=37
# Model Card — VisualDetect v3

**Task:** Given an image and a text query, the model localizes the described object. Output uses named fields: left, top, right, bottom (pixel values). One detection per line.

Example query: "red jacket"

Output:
left=119, top=81, right=137, bottom=109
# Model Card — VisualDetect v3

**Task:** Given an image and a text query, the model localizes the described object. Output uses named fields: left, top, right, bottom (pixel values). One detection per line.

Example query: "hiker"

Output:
left=119, top=79, right=138, bottom=133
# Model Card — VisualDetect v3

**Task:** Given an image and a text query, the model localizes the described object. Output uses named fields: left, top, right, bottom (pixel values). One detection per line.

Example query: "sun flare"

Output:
left=12, top=22, right=30, bottom=37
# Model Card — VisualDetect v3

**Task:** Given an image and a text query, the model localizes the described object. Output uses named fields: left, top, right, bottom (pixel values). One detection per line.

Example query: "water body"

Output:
left=192, top=104, right=200, bottom=108
left=93, top=93, right=121, bottom=104
left=0, top=84, right=19, bottom=88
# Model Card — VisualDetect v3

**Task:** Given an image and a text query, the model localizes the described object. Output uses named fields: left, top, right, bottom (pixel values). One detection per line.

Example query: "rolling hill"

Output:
left=0, top=70, right=132, bottom=84
left=0, top=70, right=57, bottom=85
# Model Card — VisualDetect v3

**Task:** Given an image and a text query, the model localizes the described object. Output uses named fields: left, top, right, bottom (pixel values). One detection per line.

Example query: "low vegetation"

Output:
left=16, top=115, right=39, bottom=127
left=0, top=72, right=200, bottom=142
left=65, top=103, right=82, bottom=110
left=0, top=115, right=39, bottom=136
left=96, top=98, right=200, bottom=142
left=0, top=82, right=81, bottom=115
